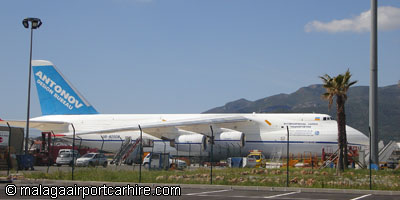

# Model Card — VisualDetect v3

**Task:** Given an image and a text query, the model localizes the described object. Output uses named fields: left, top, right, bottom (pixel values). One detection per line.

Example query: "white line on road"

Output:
left=194, top=195, right=265, bottom=198
left=264, top=191, right=300, bottom=199
left=350, top=194, right=372, bottom=200
left=186, top=189, right=231, bottom=196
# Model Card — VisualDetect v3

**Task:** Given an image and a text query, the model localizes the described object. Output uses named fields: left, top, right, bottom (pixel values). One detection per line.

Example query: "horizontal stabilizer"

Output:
left=0, top=119, right=71, bottom=133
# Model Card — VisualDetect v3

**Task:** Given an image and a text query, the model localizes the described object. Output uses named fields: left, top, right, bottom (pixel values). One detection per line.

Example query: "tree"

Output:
left=320, top=69, right=357, bottom=173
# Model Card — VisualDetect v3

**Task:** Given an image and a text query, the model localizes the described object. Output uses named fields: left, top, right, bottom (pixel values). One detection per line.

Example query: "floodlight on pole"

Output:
left=22, top=18, right=42, bottom=29
left=22, top=17, right=42, bottom=156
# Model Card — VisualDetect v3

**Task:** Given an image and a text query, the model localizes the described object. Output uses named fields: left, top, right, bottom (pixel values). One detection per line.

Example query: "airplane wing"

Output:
left=0, top=115, right=251, bottom=139
left=0, top=119, right=71, bottom=133
left=75, top=115, right=251, bottom=138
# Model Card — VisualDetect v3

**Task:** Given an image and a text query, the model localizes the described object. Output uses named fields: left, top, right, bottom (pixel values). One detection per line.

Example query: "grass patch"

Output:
left=22, top=167, right=400, bottom=191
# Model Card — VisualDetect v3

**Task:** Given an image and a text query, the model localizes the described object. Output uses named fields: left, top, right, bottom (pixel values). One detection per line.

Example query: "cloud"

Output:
left=305, top=6, right=400, bottom=33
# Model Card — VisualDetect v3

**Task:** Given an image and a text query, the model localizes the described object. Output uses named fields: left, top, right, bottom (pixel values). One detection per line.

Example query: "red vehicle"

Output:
left=32, top=132, right=97, bottom=166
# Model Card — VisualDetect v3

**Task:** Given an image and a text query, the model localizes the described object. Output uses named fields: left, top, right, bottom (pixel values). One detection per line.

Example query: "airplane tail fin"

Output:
left=32, top=60, right=99, bottom=115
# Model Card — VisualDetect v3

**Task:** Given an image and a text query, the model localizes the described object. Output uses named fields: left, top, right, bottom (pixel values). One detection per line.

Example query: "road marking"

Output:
left=264, top=191, right=300, bottom=199
left=350, top=194, right=372, bottom=200
left=194, top=195, right=265, bottom=198
left=279, top=198, right=329, bottom=200
left=186, top=189, right=231, bottom=196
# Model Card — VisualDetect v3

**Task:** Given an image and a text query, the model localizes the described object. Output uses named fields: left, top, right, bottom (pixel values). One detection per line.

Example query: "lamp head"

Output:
left=22, top=19, right=29, bottom=28
left=22, top=18, right=42, bottom=29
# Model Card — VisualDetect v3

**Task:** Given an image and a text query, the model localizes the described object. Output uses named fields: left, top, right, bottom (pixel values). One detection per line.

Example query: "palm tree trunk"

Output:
left=337, top=133, right=344, bottom=173
left=336, top=96, right=346, bottom=172
left=343, top=128, right=349, bottom=169
left=341, top=101, right=348, bottom=168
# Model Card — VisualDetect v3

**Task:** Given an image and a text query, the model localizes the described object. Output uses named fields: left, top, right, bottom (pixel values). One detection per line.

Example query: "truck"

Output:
left=142, top=152, right=187, bottom=169
left=247, top=150, right=266, bottom=168
left=32, top=132, right=97, bottom=166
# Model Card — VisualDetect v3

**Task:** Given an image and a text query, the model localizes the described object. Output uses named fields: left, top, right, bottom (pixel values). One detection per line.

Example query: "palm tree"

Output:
left=320, top=69, right=357, bottom=173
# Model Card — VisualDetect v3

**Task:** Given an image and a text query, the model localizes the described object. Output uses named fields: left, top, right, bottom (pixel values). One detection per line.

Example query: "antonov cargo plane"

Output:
left=1, top=60, right=368, bottom=158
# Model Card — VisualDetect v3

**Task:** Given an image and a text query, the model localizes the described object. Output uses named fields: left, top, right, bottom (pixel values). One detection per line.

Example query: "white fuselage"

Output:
left=31, top=113, right=369, bottom=159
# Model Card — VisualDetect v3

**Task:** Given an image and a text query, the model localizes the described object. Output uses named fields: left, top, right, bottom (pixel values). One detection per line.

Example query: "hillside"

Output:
left=204, top=84, right=400, bottom=143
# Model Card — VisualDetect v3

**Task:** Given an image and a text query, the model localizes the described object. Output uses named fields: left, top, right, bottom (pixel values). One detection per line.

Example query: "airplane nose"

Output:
left=346, top=125, right=369, bottom=146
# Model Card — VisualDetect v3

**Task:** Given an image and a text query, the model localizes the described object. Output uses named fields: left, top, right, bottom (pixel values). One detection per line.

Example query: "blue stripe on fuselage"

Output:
left=64, top=137, right=361, bottom=146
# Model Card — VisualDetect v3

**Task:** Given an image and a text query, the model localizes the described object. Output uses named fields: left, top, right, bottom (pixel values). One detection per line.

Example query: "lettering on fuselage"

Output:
left=283, top=122, right=319, bottom=129
left=102, top=135, right=121, bottom=139
left=292, top=130, right=313, bottom=136
left=35, top=71, right=83, bottom=110
left=284, top=122, right=320, bottom=136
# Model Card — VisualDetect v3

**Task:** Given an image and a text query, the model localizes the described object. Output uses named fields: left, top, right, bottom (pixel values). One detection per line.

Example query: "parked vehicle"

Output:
left=55, top=149, right=80, bottom=166
left=76, top=153, right=108, bottom=167
left=247, top=150, right=265, bottom=168
left=142, top=152, right=187, bottom=169
left=32, top=132, right=98, bottom=166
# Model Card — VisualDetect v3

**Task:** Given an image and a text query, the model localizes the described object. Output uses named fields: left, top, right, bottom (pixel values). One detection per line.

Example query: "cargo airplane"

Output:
left=1, top=60, right=369, bottom=159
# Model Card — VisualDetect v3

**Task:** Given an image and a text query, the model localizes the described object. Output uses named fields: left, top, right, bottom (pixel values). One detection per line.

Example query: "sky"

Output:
left=0, top=0, right=399, bottom=120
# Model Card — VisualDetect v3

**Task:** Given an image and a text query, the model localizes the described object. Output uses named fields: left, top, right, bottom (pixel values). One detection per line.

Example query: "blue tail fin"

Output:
left=32, top=60, right=99, bottom=115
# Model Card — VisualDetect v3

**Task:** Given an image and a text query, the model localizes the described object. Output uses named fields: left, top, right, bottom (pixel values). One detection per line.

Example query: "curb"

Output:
left=8, top=179, right=400, bottom=196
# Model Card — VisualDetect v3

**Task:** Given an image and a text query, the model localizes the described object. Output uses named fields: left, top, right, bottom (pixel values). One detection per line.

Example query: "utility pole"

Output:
left=22, top=17, right=42, bottom=155
left=369, top=0, right=379, bottom=166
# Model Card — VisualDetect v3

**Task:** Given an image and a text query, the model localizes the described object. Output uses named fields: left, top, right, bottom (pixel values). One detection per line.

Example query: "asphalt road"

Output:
left=1, top=166, right=399, bottom=200
left=1, top=183, right=399, bottom=200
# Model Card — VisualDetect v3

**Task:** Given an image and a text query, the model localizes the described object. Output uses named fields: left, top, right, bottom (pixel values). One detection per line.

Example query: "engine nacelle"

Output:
left=175, top=134, right=207, bottom=152
left=214, top=129, right=245, bottom=147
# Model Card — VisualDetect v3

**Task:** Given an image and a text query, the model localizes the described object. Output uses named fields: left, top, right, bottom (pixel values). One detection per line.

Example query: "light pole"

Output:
left=369, top=0, right=379, bottom=169
left=22, top=17, right=42, bottom=155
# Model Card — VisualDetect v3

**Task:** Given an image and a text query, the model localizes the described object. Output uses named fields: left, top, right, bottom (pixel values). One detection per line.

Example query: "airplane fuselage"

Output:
left=31, top=113, right=369, bottom=158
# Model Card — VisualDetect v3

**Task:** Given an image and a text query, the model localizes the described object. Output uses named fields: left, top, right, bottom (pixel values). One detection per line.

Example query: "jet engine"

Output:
left=175, top=134, right=207, bottom=152
left=214, top=129, right=245, bottom=147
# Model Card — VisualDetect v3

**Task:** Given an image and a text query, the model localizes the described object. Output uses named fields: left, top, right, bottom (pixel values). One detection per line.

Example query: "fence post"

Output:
left=100, top=135, right=105, bottom=152
left=209, top=125, right=214, bottom=185
left=286, top=126, right=290, bottom=187
left=138, top=125, right=143, bottom=183
left=176, top=143, right=179, bottom=168
left=6, top=123, right=11, bottom=176
left=47, top=131, right=56, bottom=173
left=188, top=143, right=191, bottom=169
left=71, top=124, right=76, bottom=181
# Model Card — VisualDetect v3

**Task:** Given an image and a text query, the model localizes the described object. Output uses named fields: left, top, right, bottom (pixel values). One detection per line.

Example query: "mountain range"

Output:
left=204, top=83, right=400, bottom=143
